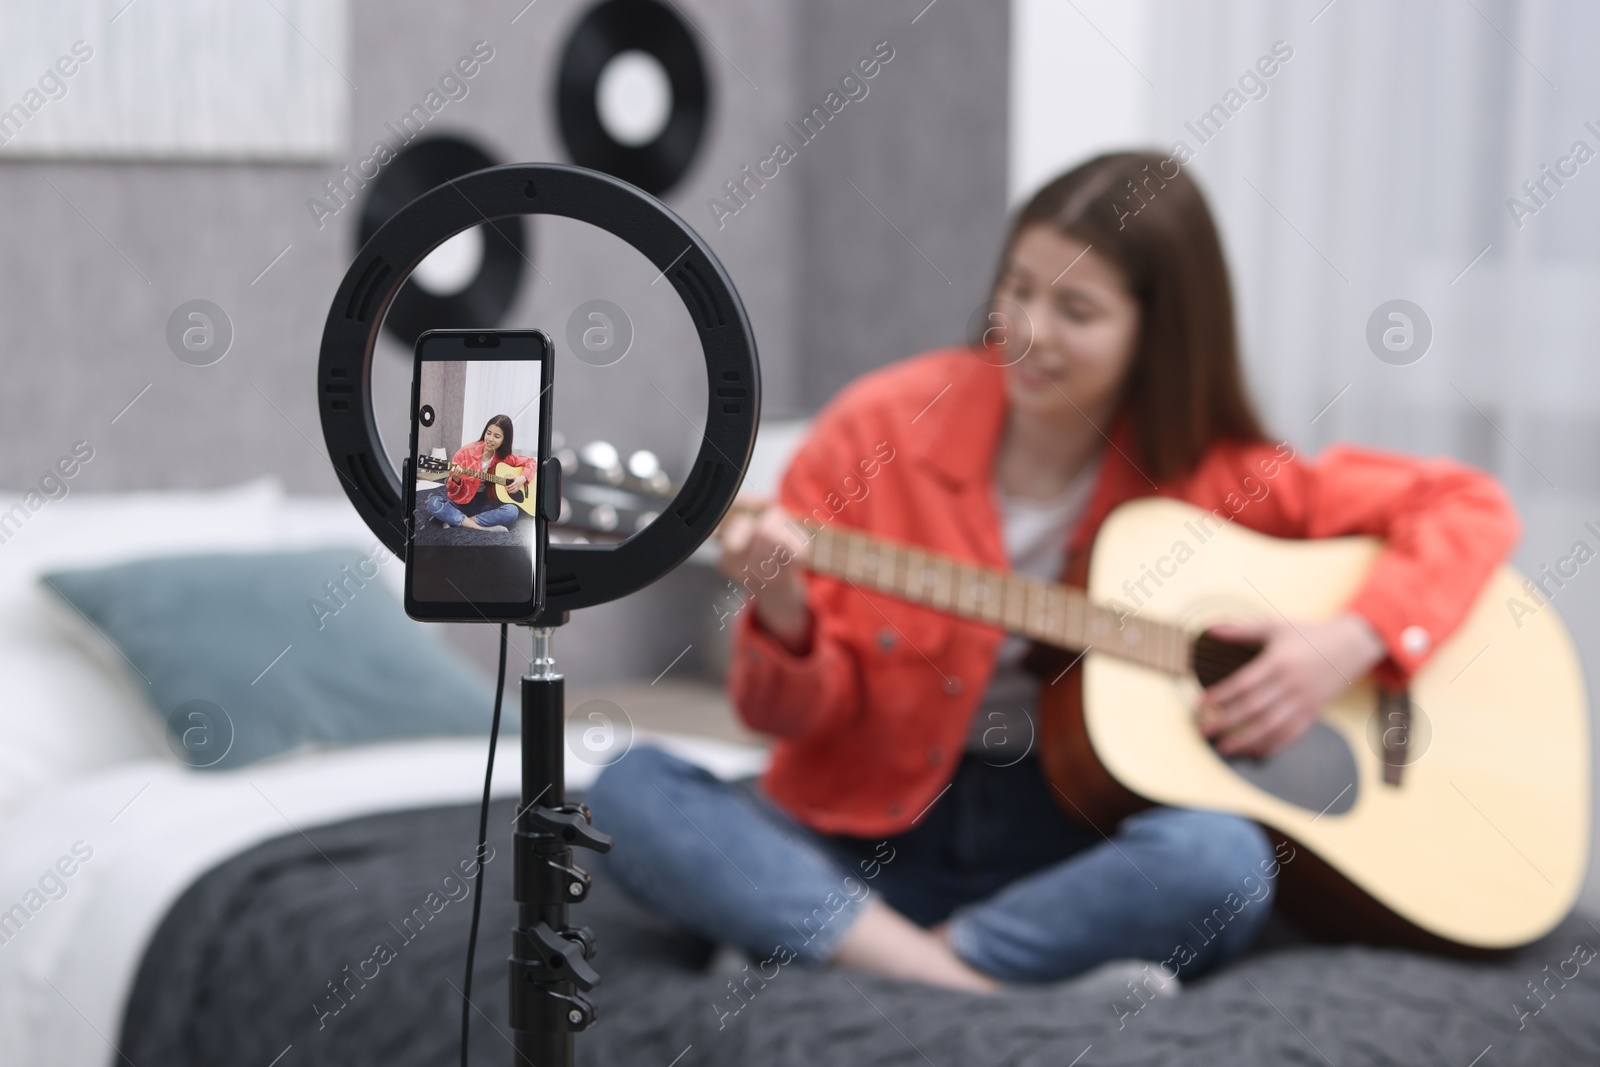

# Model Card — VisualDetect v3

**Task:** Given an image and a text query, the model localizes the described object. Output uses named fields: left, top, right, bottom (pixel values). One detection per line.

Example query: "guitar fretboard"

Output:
left=808, top=524, right=1191, bottom=676
left=419, top=458, right=515, bottom=485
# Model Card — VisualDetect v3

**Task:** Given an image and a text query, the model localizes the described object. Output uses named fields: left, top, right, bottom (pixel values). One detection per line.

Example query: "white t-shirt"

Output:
left=965, top=458, right=1101, bottom=755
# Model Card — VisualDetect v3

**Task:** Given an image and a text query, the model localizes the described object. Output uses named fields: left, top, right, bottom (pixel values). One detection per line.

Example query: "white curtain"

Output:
left=1140, top=0, right=1600, bottom=905
left=460, top=360, right=542, bottom=459
left=1145, top=0, right=1600, bottom=497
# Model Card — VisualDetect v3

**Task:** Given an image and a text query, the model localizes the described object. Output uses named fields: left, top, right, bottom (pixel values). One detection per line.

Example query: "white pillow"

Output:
left=0, top=478, right=293, bottom=815
left=0, top=477, right=290, bottom=613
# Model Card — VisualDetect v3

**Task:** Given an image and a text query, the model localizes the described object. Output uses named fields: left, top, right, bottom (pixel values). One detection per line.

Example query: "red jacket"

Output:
left=728, top=347, right=1521, bottom=837
left=446, top=439, right=536, bottom=506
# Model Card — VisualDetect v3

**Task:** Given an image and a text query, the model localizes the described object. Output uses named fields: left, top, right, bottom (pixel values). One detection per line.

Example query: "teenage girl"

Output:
left=586, top=151, right=1518, bottom=990
left=424, top=414, right=533, bottom=532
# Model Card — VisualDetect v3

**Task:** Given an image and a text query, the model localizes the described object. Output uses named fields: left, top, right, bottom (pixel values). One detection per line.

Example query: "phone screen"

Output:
left=405, top=330, right=551, bottom=621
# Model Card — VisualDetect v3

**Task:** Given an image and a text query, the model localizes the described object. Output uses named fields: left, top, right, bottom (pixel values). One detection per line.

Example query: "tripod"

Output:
left=508, top=616, right=612, bottom=1067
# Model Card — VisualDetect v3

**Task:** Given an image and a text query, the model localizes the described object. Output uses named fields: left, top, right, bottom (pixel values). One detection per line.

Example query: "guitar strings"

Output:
left=785, top=525, right=1275, bottom=681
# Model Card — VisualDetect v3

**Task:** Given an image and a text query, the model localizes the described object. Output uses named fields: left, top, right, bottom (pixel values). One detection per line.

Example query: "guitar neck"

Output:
left=452, top=462, right=512, bottom=485
left=805, top=524, right=1191, bottom=676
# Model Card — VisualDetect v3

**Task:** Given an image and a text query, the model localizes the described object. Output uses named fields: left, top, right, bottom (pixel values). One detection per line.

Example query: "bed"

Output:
left=1, top=480, right=1597, bottom=1066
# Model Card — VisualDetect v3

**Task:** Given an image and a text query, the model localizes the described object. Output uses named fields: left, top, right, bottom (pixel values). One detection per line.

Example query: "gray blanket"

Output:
left=119, top=798, right=1600, bottom=1066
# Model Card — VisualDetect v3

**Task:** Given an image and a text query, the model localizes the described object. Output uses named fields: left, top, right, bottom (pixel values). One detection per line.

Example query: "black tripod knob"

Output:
left=524, top=803, right=615, bottom=853
left=514, top=922, right=602, bottom=990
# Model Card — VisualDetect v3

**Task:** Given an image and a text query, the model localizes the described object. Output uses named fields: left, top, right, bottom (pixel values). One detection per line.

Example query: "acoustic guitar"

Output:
left=716, top=497, right=1590, bottom=955
left=417, top=454, right=537, bottom=517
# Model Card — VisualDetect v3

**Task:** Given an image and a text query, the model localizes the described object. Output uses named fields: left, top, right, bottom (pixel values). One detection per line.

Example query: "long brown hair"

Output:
left=479, top=414, right=515, bottom=463
left=979, top=150, right=1266, bottom=482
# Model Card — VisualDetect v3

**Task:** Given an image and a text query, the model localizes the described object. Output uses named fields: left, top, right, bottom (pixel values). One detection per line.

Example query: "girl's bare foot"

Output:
left=829, top=900, right=999, bottom=993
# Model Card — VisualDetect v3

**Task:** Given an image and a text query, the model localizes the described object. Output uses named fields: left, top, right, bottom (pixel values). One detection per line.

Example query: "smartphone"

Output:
left=404, top=329, right=553, bottom=622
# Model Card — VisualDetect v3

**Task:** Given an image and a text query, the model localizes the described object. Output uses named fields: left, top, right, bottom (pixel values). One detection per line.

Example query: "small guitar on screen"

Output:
left=416, top=455, right=537, bottom=517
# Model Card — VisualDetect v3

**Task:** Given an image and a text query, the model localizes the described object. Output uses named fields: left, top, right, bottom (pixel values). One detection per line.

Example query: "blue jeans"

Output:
left=424, top=492, right=519, bottom=528
left=586, top=745, right=1279, bottom=983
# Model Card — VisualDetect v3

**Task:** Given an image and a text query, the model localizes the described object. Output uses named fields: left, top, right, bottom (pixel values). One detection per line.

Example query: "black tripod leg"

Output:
left=509, top=627, right=612, bottom=1067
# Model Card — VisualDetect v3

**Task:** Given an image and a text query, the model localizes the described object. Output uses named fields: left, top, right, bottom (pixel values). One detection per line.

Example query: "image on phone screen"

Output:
left=406, top=330, right=550, bottom=618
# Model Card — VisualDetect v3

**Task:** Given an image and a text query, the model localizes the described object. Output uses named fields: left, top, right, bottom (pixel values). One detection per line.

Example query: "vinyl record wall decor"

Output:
left=356, top=135, right=528, bottom=347
left=556, top=0, right=710, bottom=196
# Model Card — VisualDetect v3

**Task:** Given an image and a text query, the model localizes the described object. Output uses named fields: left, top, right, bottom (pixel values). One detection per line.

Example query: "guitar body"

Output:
left=491, top=461, right=538, bottom=517
left=416, top=455, right=538, bottom=518
left=1039, top=498, right=1590, bottom=953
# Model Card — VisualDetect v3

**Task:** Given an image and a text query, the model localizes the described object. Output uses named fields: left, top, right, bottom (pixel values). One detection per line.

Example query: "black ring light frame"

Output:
left=317, top=161, right=760, bottom=617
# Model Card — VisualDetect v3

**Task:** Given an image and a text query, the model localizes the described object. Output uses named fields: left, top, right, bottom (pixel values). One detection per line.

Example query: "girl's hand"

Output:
left=1197, top=611, right=1388, bottom=758
left=509, top=473, right=528, bottom=492
left=718, top=504, right=812, bottom=653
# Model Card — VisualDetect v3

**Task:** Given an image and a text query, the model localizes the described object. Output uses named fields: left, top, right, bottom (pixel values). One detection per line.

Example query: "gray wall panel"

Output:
left=794, top=0, right=1011, bottom=409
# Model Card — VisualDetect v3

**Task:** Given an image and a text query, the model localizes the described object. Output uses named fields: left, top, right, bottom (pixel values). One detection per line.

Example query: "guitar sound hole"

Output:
left=1191, top=630, right=1264, bottom=687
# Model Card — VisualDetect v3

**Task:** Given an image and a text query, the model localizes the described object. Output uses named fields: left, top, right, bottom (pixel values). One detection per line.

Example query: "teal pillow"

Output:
left=41, top=548, right=499, bottom=769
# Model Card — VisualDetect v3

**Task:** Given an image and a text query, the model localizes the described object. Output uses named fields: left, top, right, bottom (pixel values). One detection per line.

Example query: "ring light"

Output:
left=317, top=161, right=761, bottom=616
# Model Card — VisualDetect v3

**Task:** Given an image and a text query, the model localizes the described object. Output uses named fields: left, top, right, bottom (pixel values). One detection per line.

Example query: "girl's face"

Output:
left=990, top=224, right=1141, bottom=424
left=482, top=424, right=504, bottom=452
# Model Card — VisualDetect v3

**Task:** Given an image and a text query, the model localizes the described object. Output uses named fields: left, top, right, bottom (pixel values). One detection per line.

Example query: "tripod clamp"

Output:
left=510, top=802, right=611, bottom=1001
left=509, top=621, right=615, bottom=1057
left=521, top=804, right=613, bottom=855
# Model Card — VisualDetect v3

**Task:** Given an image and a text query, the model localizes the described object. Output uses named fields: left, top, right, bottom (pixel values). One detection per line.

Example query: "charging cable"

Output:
left=460, top=623, right=508, bottom=1067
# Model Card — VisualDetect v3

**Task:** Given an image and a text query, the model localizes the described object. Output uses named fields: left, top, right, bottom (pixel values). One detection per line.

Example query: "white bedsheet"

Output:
left=0, top=731, right=765, bottom=1067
